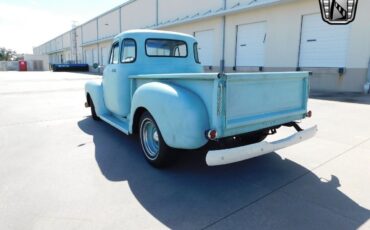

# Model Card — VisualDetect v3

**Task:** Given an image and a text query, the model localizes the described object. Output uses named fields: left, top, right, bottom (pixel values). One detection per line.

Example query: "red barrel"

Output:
left=19, top=61, right=27, bottom=71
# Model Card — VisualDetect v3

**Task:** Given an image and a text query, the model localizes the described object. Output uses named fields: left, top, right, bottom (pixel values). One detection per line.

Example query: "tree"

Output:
left=0, top=48, right=20, bottom=61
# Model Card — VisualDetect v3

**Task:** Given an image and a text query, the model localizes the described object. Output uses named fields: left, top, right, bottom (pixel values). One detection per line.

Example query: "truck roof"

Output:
left=114, top=29, right=196, bottom=42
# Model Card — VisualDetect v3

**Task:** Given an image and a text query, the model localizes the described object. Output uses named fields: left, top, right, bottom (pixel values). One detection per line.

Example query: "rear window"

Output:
left=145, top=39, right=187, bottom=57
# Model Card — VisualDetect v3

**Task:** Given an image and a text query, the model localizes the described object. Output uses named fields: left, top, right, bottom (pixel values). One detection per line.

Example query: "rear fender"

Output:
left=130, top=82, right=209, bottom=149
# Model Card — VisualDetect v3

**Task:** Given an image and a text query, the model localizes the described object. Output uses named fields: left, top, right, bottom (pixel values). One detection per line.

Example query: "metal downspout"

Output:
left=156, top=0, right=159, bottom=26
left=364, top=58, right=370, bottom=94
left=96, top=18, right=100, bottom=73
left=81, top=27, right=84, bottom=63
left=119, top=7, right=122, bottom=32
left=220, top=0, right=227, bottom=73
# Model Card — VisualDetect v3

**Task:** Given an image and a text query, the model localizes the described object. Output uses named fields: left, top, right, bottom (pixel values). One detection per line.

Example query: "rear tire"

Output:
left=89, top=97, right=100, bottom=121
left=139, top=111, right=175, bottom=168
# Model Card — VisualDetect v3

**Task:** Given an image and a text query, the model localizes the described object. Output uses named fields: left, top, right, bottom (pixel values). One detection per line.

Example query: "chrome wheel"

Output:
left=139, top=111, right=175, bottom=168
left=141, top=118, right=160, bottom=159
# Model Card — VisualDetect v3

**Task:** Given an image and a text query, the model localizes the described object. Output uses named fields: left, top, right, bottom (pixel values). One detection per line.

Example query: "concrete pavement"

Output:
left=0, top=71, right=369, bottom=230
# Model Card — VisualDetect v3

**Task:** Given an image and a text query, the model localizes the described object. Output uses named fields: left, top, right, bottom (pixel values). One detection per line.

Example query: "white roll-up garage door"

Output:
left=299, top=14, right=350, bottom=67
left=101, top=47, right=110, bottom=65
left=92, top=48, right=98, bottom=64
left=236, top=22, right=266, bottom=67
left=85, top=50, right=93, bottom=65
left=195, top=30, right=214, bottom=66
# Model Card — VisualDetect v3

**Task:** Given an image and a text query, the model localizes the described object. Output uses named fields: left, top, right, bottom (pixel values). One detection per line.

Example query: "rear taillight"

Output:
left=206, top=129, right=218, bottom=140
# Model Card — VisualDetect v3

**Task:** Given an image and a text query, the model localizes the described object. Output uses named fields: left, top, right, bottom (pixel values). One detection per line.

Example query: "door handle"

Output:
left=112, top=69, right=116, bottom=72
left=240, top=44, right=247, bottom=47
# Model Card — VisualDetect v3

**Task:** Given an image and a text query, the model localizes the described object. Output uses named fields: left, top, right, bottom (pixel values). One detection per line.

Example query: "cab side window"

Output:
left=121, top=39, right=136, bottom=63
left=109, top=42, right=120, bottom=64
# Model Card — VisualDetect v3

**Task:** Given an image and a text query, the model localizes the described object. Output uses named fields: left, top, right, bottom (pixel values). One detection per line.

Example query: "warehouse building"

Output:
left=33, top=0, right=370, bottom=92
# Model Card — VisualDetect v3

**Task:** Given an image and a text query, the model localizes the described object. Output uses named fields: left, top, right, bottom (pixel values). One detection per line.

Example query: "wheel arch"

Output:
left=129, top=82, right=209, bottom=149
left=86, top=93, right=92, bottom=107
left=132, top=107, right=148, bottom=135
left=84, top=81, right=109, bottom=116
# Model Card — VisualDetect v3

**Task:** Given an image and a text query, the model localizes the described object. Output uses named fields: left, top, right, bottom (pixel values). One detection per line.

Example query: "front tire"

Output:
left=88, top=97, right=100, bottom=121
left=139, top=111, right=174, bottom=168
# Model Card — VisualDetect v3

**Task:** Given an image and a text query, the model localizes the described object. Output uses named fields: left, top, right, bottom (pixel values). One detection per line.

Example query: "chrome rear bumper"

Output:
left=206, top=125, right=318, bottom=166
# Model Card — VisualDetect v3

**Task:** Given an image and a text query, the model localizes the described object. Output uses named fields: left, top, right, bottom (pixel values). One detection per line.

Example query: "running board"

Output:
left=206, top=125, right=318, bottom=166
left=99, top=114, right=129, bottom=134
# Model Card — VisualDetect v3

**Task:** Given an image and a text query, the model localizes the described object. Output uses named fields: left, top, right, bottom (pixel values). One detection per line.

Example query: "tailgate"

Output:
left=222, top=72, right=309, bottom=137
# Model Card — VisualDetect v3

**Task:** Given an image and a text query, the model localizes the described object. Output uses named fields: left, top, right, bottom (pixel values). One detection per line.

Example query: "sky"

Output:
left=0, top=0, right=128, bottom=54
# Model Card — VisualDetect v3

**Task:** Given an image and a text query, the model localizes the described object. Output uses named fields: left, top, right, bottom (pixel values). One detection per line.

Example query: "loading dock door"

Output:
left=85, top=50, right=93, bottom=65
left=92, top=48, right=98, bottom=65
left=236, top=22, right=266, bottom=67
left=195, top=30, right=214, bottom=66
left=299, top=14, right=350, bottom=67
left=101, top=47, right=110, bottom=65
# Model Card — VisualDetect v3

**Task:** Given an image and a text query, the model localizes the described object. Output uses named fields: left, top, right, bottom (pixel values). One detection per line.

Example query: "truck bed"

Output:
left=130, top=71, right=309, bottom=138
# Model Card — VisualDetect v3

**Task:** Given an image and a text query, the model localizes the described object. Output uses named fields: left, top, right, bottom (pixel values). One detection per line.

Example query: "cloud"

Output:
left=0, top=3, right=83, bottom=54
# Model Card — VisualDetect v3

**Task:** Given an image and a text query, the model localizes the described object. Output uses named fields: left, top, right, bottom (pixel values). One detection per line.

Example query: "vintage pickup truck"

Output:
left=85, top=29, right=317, bottom=167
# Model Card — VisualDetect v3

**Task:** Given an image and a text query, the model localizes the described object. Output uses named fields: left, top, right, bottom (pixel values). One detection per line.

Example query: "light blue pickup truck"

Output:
left=85, top=29, right=317, bottom=167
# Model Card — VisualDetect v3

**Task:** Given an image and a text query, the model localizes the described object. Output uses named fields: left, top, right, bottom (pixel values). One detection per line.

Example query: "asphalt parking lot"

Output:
left=0, top=71, right=369, bottom=230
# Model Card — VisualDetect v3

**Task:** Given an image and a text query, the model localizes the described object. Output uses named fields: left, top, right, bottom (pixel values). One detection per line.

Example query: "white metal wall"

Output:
left=101, top=47, right=110, bottom=65
left=82, top=20, right=98, bottom=44
left=62, top=32, right=70, bottom=49
left=93, top=48, right=98, bottom=64
left=99, top=41, right=112, bottom=65
left=76, top=27, right=83, bottom=63
left=33, top=0, right=370, bottom=92
left=158, top=0, right=222, bottom=23
left=51, top=40, right=56, bottom=52
left=56, top=36, right=63, bottom=51
left=121, top=0, right=156, bottom=31
left=226, top=0, right=272, bottom=8
left=98, top=10, right=120, bottom=40
left=85, top=50, right=93, bottom=65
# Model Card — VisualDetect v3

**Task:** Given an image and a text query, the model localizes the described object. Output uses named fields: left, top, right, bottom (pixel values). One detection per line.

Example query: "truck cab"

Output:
left=102, top=30, right=202, bottom=117
left=85, top=29, right=317, bottom=168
